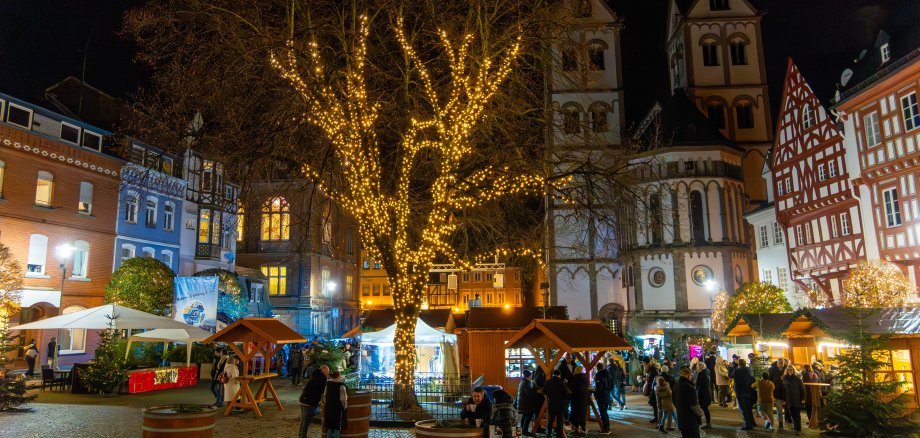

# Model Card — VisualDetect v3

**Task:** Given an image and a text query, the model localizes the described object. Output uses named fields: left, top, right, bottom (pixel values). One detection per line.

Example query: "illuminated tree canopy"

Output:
left=0, top=243, right=23, bottom=314
left=105, top=257, right=176, bottom=317
left=842, top=262, right=914, bottom=308
left=718, top=282, right=792, bottom=333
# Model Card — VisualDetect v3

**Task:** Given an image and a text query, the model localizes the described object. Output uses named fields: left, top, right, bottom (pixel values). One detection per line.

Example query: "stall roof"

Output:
left=203, top=317, right=306, bottom=344
left=465, top=306, right=567, bottom=330
left=505, top=319, right=632, bottom=351
left=363, top=309, right=453, bottom=330
left=782, top=307, right=920, bottom=337
left=725, top=313, right=794, bottom=338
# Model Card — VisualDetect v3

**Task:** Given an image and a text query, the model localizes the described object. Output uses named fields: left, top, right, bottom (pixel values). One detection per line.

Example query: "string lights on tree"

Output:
left=841, top=262, right=915, bottom=308
left=717, top=281, right=793, bottom=333
left=272, top=13, right=541, bottom=407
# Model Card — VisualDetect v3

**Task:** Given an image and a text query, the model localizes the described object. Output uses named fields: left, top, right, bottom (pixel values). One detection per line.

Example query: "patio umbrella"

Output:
left=125, top=327, right=213, bottom=367
left=9, top=304, right=196, bottom=330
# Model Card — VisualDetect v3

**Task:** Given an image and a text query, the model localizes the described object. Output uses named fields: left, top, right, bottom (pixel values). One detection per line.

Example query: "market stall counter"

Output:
left=128, top=366, right=198, bottom=394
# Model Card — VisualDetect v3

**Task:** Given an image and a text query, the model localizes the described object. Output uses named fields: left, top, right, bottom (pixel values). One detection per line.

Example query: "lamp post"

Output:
left=53, top=244, right=74, bottom=369
left=324, top=281, right=337, bottom=337
left=704, top=280, right=718, bottom=339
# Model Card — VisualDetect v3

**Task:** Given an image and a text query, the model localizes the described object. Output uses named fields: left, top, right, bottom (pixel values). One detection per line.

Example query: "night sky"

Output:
left=0, top=0, right=915, bottom=126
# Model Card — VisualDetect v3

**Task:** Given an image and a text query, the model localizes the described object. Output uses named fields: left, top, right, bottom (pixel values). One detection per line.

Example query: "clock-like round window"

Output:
left=691, top=265, right=714, bottom=287
left=648, top=267, right=666, bottom=287
left=735, top=265, right=744, bottom=285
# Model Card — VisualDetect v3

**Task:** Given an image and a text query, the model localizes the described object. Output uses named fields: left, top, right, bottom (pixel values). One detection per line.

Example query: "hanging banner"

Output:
left=174, top=276, right=220, bottom=332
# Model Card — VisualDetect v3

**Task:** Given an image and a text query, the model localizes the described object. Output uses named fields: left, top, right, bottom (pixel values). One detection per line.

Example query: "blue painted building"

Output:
left=113, top=140, right=186, bottom=273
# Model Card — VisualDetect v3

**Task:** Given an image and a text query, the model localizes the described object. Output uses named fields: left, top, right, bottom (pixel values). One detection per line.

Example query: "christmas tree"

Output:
left=0, top=242, right=34, bottom=411
left=82, top=316, right=129, bottom=395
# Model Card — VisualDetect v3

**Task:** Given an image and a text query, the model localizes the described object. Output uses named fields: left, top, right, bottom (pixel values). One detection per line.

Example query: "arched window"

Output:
left=690, top=190, right=707, bottom=243
left=78, top=182, right=93, bottom=214
left=707, top=102, right=726, bottom=129
left=164, top=202, right=175, bottom=231
left=562, top=104, right=582, bottom=135
left=125, top=191, right=139, bottom=223
left=261, top=197, right=290, bottom=241
left=120, top=244, right=136, bottom=262
left=588, top=40, right=607, bottom=71
left=735, top=101, right=754, bottom=129
left=588, top=102, right=610, bottom=133
left=71, top=240, right=89, bottom=278
left=802, top=104, right=817, bottom=130
left=145, top=196, right=158, bottom=227
left=26, top=234, right=49, bottom=276
left=729, top=40, right=748, bottom=65
left=35, top=171, right=54, bottom=207
left=649, top=195, right=663, bottom=245
left=60, top=306, right=86, bottom=354
left=701, top=41, right=720, bottom=66
left=161, top=250, right=174, bottom=269
left=142, top=247, right=155, bottom=258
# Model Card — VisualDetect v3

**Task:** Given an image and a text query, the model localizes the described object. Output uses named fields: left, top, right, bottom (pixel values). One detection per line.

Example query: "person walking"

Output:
left=516, top=369, right=539, bottom=436
left=715, top=357, right=730, bottom=407
left=289, top=345, right=305, bottom=385
left=210, top=349, right=228, bottom=407
left=490, top=389, right=519, bottom=437
left=733, top=359, right=756, bottom=430
left=675, top=366, right=704, bottom=438
left=46, top=337, right=57, bottom=368
left=704, top=350, right=717, bottom=401
left=593, top=363, right=613, bottom=435
left=542, top=370, right=569, bottom=438
left=24, top=339, right=38, bottom=377
left=322, top=371, right=348, bottom=438
left=768, top=358, right=788, bottom=429
left=655, top=376, right=677, bottom=432
left=693, top=362, right=712, bottom=429
left=607, top=359, right=627, bottom=410
left=569, top=366, right=590, bottom=436
left=783, top=365, right=806, bottom=435
left=223, top=357, right=241, bottom=411
left=754, top=371, right=776, bottom=430
left=644, top=357, right=660, bottom=423
left=299, top=365, right=330, bottom=438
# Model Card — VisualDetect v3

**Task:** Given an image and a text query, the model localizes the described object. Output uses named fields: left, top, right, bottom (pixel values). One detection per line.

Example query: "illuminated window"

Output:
left=35, top=171, right=53, bottom=207
left=260, top=197, right=290, bottom=241
left=26, top=234, right=48, bottom=276
left=902, top=93, right=920, bottom=131
left=236, top=206, right=244, bottom=241
left=71, top=240, right=89, bottom=278
left=261, top=265, right=287, bottom=295
left=197, top=209, right=221, bottom=244
left=505, top=348, right=536, bottom=378
left=874, top=349, right=915, bottom=396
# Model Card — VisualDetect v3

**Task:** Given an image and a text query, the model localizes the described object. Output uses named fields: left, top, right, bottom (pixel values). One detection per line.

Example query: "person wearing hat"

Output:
left=675, top=366, right=704, bottom=438
left=543, top=369, right=570, bottom=438
left=516, top=369, right=540, bottom=436
left=569, top=366, right=590, bottom=436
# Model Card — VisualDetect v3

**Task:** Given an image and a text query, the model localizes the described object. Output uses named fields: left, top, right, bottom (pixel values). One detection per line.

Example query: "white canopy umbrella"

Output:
left=125, top=327, right=213, bottom=367
left=9, top=304, right=195, bottom=330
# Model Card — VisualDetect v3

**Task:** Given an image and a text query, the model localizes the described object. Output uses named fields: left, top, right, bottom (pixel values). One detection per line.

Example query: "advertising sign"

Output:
left=174, top=276, right=220, bottom=332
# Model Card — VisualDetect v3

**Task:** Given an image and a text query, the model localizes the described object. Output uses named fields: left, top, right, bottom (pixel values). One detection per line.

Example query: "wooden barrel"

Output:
left=341, top=390, right=371, bottom=438
left=416, top=420, right=486, bottom=438
left=142, top=404, right=216, bottom=438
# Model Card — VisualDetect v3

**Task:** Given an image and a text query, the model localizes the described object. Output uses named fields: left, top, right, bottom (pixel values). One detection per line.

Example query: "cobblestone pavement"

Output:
left=0, top=379, right=820, bottom=438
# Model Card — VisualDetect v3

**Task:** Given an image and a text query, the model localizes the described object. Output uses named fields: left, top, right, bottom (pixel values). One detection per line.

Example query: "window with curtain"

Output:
left=237, top=206, right=244, bottom=241
left=35, top=171, right=54, bottom=207
left=71, top=240, right=89, bottom=278
left=198, top=209, right=211, bottom=243
left=125, top=192, right=139, bottom=223
left=145, top=197, right=158, bottom=227
left=702, top=42, right=719, bottom=66
left=26, top=234, right=48, bottom=276
left=164, top=202, right=175, bottom=231
left=59, top=306, right=86, bottom=354
left=261, top=265, right=287, bottom=295
left=121, top=244, right=136, bottom=261
left=260, top=197, right=290, bottom=241
left=78, top=182, right=93, bottom=214
left=729, top=40, right=748, bottom=65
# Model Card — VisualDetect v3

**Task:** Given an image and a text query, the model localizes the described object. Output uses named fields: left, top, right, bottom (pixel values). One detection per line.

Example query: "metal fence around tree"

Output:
left=350, top=372, right=470, bottom=423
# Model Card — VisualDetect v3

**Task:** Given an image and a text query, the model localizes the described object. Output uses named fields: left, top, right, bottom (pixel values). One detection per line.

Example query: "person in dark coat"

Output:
left=607, top=359, right=626, bottom=410
left=704, top=350, right=717, bottom=400
left=461, top=387, right=493, bottom=429
left=542, top=370, right=569, bottom=438
left=675, top=367, right=704, bottom=438
left=516, top=370, right=540, bottom=436
left=210, top=348, right=228, bottom=407
left=644, top=357, right=660, bottom=423
left=593, top=364, right=613, bottom=434
left=569, top=366, right=590, bottom=435
left=783, top=365, right=806, bottom=435
left=694, top=363, right=712, bottom=429
left=321, top=370, right=348, bottom=438
left=24, top=339, right=38, bottom=377
left=557, top=354, right=575, bottom=419
left=490, top=390, right=518, bottom=436
left=289, top=345, right=305, bottom=385
left=768, top=358, right=788, bottom=429
left=733, top=359, right=756, bottom=430
left=534, top=366, right=547, bottom=388
left=299, top=365, right=329, bottom=438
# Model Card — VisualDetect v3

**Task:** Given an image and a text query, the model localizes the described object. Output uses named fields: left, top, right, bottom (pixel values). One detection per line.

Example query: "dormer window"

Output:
left=61, top=122, right=80, bottom=144
left=7, top=104, right=32, bottom=129
left=801, top=104, right=816, bottom=130
left=82, top=130, right=102, bottom=151
left=709, top=0, right=730, bottom=11
left=881, top=43, right=891, bottom=63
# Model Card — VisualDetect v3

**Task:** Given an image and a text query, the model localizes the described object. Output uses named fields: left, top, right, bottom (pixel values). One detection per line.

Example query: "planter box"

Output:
left=416, top=420, right=485, bottom=438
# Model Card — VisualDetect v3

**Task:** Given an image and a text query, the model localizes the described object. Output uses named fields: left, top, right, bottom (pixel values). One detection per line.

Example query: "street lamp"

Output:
left=704, top=280, right=718, bottom=339
left=53, top=244, right=74, bottom=369
left=322, top=281, right=337, bottom=337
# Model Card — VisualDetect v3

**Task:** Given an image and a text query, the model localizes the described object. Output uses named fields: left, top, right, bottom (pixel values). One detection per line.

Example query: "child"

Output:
left=655, top=376, right=677, bottom=432
left=754, top=371, right=776, bottom=430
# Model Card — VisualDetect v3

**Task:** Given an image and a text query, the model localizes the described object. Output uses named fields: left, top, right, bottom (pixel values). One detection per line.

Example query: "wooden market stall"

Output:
left=204, top=317, right=306, bottom=417
left=724, top=313, right=794, bottom=360
left=505, top=319, right=633, bottom=435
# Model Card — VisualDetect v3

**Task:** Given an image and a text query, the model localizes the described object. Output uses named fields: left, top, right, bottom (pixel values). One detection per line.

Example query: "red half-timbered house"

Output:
left=772, top=59, right=866, bottom=303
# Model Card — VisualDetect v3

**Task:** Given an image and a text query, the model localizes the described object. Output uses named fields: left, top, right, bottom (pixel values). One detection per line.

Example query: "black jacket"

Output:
left=490, top=402, right=518, bottom=434
left=516, top=378, right=541, bottom=414
left=732, top=366, right=755, bottom=398
left=461, top=397, right=493, bottom=427
left=695, top=368, right=712, bottom=406
left=542, top=376, right=570, bottom=412
left=300, top=370, right=328, bottom=406
left=675, top=376, right=702, bottom=430
left=783, top=374, right=806, bottom=408
left=593, top=369, right=613, bottom=403
left=607, top=363, right=626, bottom=388
left=570, top=373, right=590, bottom=406
left=289, top=349, right=305, bottom=370
left=211, top=356, right=228, bottom=379
left=768, top=363, right=786, bottom=400
left=534, top=367, right=547, bottom=388
left=557, top=359, right=574, bottom=386
left=322, top=380, right=347, bottom=430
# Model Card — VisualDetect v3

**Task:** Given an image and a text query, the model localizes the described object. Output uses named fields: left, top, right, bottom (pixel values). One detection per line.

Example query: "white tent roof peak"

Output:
left=9, top=304, right=196, bottom=330
left=360, top=318, right=456, bottom=346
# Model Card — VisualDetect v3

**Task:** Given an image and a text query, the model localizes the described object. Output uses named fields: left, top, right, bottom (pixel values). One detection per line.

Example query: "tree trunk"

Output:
left=389, top=275, right=427, bottom=411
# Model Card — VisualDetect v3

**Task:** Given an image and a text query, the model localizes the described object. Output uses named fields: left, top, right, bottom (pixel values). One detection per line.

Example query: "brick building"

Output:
left=0, top=93, right=122, bottom=365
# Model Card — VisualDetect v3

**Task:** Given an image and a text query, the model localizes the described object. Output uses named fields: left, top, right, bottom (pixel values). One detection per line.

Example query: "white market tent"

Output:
left=360, top=318, right=456, bottom=346
left=10, top=304, right=196, bottom=331
left=125, top=327, right=213, bottom=367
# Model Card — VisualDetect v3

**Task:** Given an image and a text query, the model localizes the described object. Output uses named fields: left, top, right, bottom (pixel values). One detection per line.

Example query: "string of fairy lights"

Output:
left=841, top=262, right=913, bottom=308
left=272, top=15, right=541, bottom=386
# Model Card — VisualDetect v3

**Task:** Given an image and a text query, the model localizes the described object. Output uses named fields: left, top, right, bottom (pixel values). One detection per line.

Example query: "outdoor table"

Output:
left=54, top=369, right=72, bottom=390
left=804, top=382, right=828, bottom=429
left=226, top=373, right=281, bottom=417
